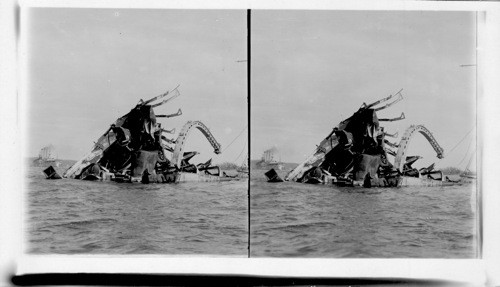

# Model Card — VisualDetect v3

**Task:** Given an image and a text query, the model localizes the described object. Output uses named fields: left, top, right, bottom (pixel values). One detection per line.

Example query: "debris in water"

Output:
left=265, top=168, right=284, bottom=183
left=43, top=166, right=62, bottom=179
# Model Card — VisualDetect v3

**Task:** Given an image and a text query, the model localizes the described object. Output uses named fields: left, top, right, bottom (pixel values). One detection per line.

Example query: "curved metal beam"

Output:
left=285, top=133, right=340, bottom=181
left=171, top=121, right=222, bottom=170
left=394, top=125, right=444, bottom=172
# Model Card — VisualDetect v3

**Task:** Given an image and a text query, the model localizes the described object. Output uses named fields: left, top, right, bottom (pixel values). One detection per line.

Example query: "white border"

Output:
left=478, top=4, right=500, bottom=287
left=1, top=1, right=500, bottom=286
left=14, top=0, right=500, bottom=11
left=0, top=0, right=23, bottom=285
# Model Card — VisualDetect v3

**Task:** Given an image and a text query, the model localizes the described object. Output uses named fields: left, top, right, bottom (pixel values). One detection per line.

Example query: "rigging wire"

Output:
left=464, top=150, right=476, bottom=172
left=222, top=126, right=248, bottom=153
left=233, top=141, right=247, bottom=163
left=456, top=137, right=473, bottom=167
left=447, top=127, right=474, bottom=155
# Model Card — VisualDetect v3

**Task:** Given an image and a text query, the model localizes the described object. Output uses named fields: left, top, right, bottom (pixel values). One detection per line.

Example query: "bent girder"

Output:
left=64, top=87, right=181, bottom=179
left=171, top=121, right=222, bottom=170
left=63, top=116, right=126, bottom=178
left=284, top=133, right=340, bottom=181
left=394, top=125, right=444, bottom=172
left=286, top=91, right=405, bottom=182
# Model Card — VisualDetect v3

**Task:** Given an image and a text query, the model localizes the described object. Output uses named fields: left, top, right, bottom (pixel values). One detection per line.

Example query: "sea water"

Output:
left=26, top=163, right=248, bottom=255
left=250, top=170, right=478, bottom=258
left=26, top=162, right=478, bottom=258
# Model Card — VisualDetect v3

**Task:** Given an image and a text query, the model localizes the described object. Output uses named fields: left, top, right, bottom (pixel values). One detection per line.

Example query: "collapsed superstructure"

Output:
left=62, top=87, right=226, bottom=183
left=279, top=90, right=448, bottom=187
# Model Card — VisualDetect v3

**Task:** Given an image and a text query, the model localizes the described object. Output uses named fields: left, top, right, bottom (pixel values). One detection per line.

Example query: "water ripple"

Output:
left=26, top=165, right=248, bottom=255
left=250, top=169, right=478, bottom=258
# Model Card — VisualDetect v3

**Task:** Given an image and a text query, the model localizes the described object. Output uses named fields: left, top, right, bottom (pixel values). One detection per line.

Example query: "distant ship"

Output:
left=34, top=145, right=60, bottom=167
left=257, top=147, right=283, bottom=170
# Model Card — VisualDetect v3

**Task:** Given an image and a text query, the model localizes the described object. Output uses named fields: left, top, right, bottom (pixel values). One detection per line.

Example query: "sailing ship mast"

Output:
left=461, top=149, right=476, bottom=178
left=35, top=144, right=60, bottom=167
left=39, top=145, right=56, bottom=161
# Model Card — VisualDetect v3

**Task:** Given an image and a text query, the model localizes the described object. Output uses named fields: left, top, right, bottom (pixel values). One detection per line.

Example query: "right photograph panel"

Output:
left=250, top=10, right=478, bottom=258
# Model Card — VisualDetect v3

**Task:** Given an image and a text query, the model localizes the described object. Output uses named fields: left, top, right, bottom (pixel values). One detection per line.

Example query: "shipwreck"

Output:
left=270, top=90, right=454, bottom=188
left=59, top=87, right=234, bottom=183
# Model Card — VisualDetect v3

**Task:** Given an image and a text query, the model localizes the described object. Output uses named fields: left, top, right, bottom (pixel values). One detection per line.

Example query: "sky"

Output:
left=251, top=10, right=477, bottom=171
left=24, top=9, right=477, bottom=171
left=25, top=8, right=247, bottom=165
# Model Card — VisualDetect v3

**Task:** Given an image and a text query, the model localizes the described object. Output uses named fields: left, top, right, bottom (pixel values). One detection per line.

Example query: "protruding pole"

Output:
left=142, top=90, right=170, bottom=106
left=365, top=88, right=403, bottom=109
left=384, top=139, right=399, bottom=148
left=156, top=109, right=183, bottom=118
left=386, top=149, right=397, bottom=157
left=142, top=84, right=181, bottom=106
left=379, top=112, right=405, bottom=122
left=151, top=88, right=180, bottom=108
left=383, top=131, right=399, bottom=138
left=161, top=135, right=175, bottom=144
left=374, top=93, right=403, bottom=111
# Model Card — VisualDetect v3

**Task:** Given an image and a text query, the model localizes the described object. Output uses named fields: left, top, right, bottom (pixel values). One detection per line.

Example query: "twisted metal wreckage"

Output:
left=46, top=87, right=240, bottom=183
left=265, top=90, right=453, bottom=188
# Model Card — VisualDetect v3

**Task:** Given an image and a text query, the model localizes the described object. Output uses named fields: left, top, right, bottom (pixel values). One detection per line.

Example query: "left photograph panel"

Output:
left=23, top=8, right=248, bottom=255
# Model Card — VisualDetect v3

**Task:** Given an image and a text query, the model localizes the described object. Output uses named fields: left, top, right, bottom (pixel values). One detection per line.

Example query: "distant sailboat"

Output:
left=460, top=151, right=476, bottom=179
left=34, top=145, right=60, bottom=167
left=237, top=154, right=249, bottom=173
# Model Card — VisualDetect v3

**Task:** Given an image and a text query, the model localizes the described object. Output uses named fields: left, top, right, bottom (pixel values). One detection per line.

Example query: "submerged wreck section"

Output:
left=283, top=90, right=449, bottom=187
left=63, top=87, right=229, bottom=183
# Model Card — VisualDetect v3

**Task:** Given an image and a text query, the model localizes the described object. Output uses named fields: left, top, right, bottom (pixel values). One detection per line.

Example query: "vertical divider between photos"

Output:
left=247, top=9, right=251, bottom=258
